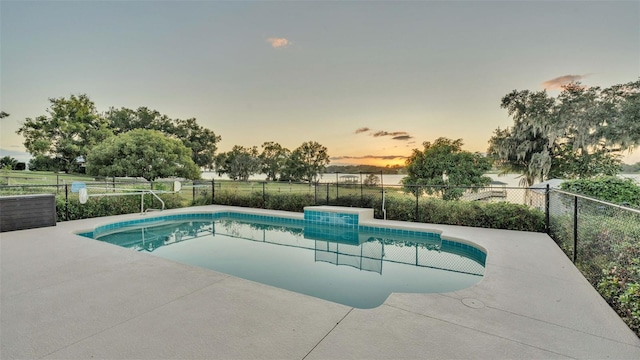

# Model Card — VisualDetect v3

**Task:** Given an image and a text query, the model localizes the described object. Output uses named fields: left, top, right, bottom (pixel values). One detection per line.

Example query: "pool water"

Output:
left=86, top=213, right=485, bottom=308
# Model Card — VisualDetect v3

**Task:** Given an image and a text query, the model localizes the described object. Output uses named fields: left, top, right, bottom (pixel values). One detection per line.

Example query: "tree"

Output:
left=105, top=106, right=174, bottom=135
left=363, top=174, right=380, bottom=186
left=0, top=111, right=9, bottom=119
left=105, top=108, right=221, bottom=169
left=259, top=141, right=290, bottom=181
left=282, top=141, right=330, bottom=183
left=214, top=145, right=261, bottom=181
left=0, top=156, right=18, bottom=170
left=173, top=118, right=221, bottom=169
left=28, top=155, right=63, bottom=172
left=17, top=94, right=113, bottom=173
left=402, top=138, right=492, bottom=200
left=86, top=129, right=200, bottom=181
left=489, top=80, right=640, bottom=186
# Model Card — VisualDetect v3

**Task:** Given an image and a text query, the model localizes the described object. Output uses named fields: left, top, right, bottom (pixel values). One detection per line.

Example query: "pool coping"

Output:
left=2, top=205, right=639, bottom=359
left=81, top=207, right=487, bottom=271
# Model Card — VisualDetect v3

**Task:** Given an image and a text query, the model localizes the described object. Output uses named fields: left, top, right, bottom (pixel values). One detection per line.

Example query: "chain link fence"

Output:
left=548, top=189, right=640, bottom=335
left=548, top=189, right=640, bottom=282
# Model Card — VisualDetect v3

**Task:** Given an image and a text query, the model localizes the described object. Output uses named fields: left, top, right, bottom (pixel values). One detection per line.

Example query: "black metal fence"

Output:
left=2, top=179, right=638, bottom=265
left=547, top=189, right=640, bottom=282
left=2, top=176, right=638, bottom=334
left=547, top=189, right=640, bottom=335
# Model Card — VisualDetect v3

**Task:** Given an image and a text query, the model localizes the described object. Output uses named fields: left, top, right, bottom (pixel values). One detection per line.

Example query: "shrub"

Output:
left=207, top=190, right=263, bottom=208
left=598, top=241, right=640, bottom=335
left=265, top=193, right=316, bottom=212
left=57, top=193, right=184, bottom=221
left=560, top=176, right=640, bottom=208
left=550, top=211, right=640, bottom=284
left=550, top=208, right=640, bottom=337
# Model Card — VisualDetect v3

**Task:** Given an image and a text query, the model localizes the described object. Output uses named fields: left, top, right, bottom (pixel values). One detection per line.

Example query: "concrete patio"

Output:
left=2, top=205, right=639, bottom=359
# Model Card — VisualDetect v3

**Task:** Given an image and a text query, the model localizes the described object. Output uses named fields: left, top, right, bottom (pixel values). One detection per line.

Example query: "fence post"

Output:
left=326, top=183, right=329, bottom=205
left=314, top=183, right=318, bottom=204
left=65, top=184, right=69, bottom=221
left=415, top=187, right=419, bottom=222
left=573, top=195, right=578, bottom=263
left=262, top=182, right=266, bottom=208
left=380, top=172, right=385, bottom=212
left=360, top=173, right=363, bottom=202
left=192, top=181, right=196, bottom=202
left=211, top=179, right=215, bottom=204
left=545, top=184, right=550, bottom=234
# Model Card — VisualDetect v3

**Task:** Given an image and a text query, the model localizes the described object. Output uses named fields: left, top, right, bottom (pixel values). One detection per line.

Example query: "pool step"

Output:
left=302, top=206, right=374, bottom=228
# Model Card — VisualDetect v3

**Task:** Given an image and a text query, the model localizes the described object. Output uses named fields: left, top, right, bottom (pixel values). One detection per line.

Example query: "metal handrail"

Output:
left=143, top=190, right=165, bottom=213
left=83, top=188, right=166, bottom=214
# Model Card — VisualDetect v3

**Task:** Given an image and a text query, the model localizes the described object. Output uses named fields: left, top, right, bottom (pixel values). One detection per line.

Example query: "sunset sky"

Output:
left=1, top=1, right=639, bottom=166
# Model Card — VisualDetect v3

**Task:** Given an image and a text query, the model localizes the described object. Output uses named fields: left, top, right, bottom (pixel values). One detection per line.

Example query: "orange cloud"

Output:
left=542, top=74, right=587, bottom=90
left=267, top=37, right=291, bottom=48
left=355, top=127, right=370, bottom=134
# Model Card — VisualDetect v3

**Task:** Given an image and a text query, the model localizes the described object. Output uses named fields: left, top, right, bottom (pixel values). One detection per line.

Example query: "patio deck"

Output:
left=1, top=205, right=639, bottom=359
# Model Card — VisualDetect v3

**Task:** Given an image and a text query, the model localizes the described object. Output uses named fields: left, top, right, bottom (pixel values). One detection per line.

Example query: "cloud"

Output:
left=392, top=135, right=413, bottom=141
left=372, top=131, right=408, bottom=138
left=331, top=155, right=408, bottom=161
left=267, top=37, right=291, bottom=48
left=355, top=128, right=413, bottom=141
left=542, top=74, right=588, bottom=90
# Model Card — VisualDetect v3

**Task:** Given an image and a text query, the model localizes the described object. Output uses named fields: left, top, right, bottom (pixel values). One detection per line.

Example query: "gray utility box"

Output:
left=0, top=194, right=57, bottom=232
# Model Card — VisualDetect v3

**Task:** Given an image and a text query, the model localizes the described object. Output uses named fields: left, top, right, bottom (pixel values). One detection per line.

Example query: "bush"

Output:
left=265, top=193, right=316, bottom=212
left=211, top=190, right=264, bottom=208
left=550, top=208, right=640, bottom=337
left=560, top=176, right=640, bottom=208
left=203, top=190, right=545, bottom=232
left=57, top=193, right=184, bottom=221
left=550, top=211, right=640, bottom=283
left=598, top=240, right=640, bottom=335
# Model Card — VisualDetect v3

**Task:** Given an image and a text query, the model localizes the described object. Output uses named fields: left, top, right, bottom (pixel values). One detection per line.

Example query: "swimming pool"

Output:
left=80, top=209, right=486, bottom=308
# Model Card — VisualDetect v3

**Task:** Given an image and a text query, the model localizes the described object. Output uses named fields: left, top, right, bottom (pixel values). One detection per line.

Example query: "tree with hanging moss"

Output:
left=489, top=80, right=640, bottom=186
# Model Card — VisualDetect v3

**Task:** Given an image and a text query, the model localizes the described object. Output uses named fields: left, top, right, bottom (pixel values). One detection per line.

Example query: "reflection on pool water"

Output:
left=82, top=212, right=486, bottom=308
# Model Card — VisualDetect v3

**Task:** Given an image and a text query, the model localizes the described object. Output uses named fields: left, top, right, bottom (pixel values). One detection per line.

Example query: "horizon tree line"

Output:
left=7, top=78, right=640, bottom=185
